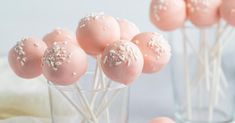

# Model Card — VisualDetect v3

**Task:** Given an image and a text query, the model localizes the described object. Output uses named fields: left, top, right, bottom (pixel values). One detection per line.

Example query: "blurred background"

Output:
left=0, top=0, right=174, bottom=123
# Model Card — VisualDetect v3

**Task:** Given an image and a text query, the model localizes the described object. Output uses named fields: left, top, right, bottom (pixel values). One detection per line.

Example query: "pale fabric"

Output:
left=0, top=57, right=50, bottom=123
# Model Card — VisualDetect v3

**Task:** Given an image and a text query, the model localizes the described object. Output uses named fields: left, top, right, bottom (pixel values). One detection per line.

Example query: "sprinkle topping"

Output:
left=187, top=0, right=210, bottom=12
left=147, top=33, right=171, bottom=60
left=79, top=12, right=105, bottom=29
left=14, top=38, right=28, bottom=66
left=103, top=41, right=139, bottom=67
left=153, top=0, right=168, bottom=21
left=72, top=72, right=77, bottom=76
left=43, top=43, right=72, bottom=71
left=34, top=43, right=39, bottom=47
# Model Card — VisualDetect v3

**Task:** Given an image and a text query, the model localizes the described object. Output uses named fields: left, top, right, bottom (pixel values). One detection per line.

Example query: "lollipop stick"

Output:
left=95, top=80, right=112, bottom=116
left=47, top=81, right=55, bottom=123
left=100, top=70, right=110, bottom=123
left=181, top=27, right=192, bottom=120
left=75, top=85, right=98, bottom=122
left=96, top=88, right=122, bottom=118
left=52, top=84, right=89, bottom=120
left=90, top=58, right=101, bottom=109
left=208, top=22, right=222, bottom=122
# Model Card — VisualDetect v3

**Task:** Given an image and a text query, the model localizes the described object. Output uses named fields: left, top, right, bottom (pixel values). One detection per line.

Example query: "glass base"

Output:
left=175, top=108, right=234, bottom=123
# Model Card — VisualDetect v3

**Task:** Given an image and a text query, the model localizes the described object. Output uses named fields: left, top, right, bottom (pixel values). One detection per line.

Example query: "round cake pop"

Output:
left=101, top=40, right=143, bottom=85
left=149, top=117, right=175, bottom=123
left=220, top=0, right=235, bottom=27
left=42, top=42, right=87, bottom=85
left=76, top=12, right=120, bottom=56
left=8, top=37, right=47, bottom=79
left=186, top=0, right=221, bottom=27
left=117, top=18, right=140, bottom=40
left=132, top=32, right=171, bottom=73
left=43, top=28, right=78, bottom=47
left=149, top=0, right=186, bottom=31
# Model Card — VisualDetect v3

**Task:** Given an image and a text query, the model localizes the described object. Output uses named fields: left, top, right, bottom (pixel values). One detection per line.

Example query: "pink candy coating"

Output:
left=101, top=41, right=143, bottom=85
left=117, top=19, right=140, bottom=40
left=149, top=117, right=175, bottom=123
left=8, top=37, right=47, bottom=79
left=186, top=0, right=221, bottom=28
left=76, top=12, right=120, bottom=56
left=43, top=28, right=78, bottom=47
left=42, top=42, right=87, bottom=85
left=149, top=0, right=186, bottom=31
left=132, top=32, right=171, bottom=73
left=220, top=0, right=235, bottom=27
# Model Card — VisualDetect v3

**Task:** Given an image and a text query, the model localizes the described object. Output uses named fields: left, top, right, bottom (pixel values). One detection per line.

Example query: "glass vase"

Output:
left=48, top=72, right=129, bottom=123
left=170, top=23, right=235, bottom=123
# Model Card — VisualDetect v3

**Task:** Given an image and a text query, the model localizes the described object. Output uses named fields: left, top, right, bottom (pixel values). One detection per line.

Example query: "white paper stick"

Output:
left=181, top=28, right=192, bottom=120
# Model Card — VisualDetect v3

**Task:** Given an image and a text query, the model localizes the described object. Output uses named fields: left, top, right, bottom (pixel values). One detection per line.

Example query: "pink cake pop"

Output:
left=220, top=0, right=235, bottom=27
left=186, top=0, right=221, bottom=27
left=8, top=37, right=47, bottom=79
left=42, top=42, right=87, bottom=85
left=76, top=12, right=120, bottom=56
left=149, top=0, right=186, bottom=31
left=101, top=41, right=143, bottom=85
left=132, top=32, right=171, bottom=73
left=149, top=117, right=175, bottom=123
left=43, top=28, right=78, bottom=47
left=117, top=18, right=140, bottom=40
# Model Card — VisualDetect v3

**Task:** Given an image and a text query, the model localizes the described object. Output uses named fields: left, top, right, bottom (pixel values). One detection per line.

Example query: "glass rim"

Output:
left=48, top=71, right=128, bottom=92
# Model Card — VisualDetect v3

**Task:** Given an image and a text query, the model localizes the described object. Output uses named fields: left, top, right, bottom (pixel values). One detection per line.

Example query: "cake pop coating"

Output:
left=186, top=0, right=221, bottom=27
left=8, top=37, right=47, bottom=79
left=43, top=28, right=78, bottom=47
left=132, top=32, right=171, bottom=73
left=220, top=0, right=235, bottom=27
left=149, top=0, right=186, bottom=31
left=76, top=12, right=120, bottom=56
left=117, top=18, right=140, bottom=40
left=101, top=41, right=143, bottom=85
left=149, top=117, right=175, bottom=123
left=42, top=42, right=87, bottom=85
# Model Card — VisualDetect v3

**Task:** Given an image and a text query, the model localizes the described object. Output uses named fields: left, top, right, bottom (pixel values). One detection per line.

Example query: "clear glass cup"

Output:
left=170, top=23, right=235, bottom=123
left=48, top=72, right=129, bottom=123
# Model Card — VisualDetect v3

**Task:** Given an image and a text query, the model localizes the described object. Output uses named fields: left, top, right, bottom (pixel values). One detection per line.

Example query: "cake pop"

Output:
left=149, top=0, right=186, bottom=31
left=117, top=18, right=140, bottom=40
left=132, top=32, right=171, bottom=73
left=8, top=37, right=47, bottom=79
left=220, top=0, right=235, bottom=27
left=76, top=12, right=120, bottom=56
left=101, top=40, right=143, bottom=85
left=42, top=42, right=87, bottom=85
left=149, top=117, right=175, bottom=123
left=43, top=28, right=78, bottom=47
left=186, top=0, right=221, bottom=27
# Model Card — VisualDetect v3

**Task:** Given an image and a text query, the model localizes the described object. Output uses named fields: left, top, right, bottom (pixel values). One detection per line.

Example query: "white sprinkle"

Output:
left=34, top=43, right=39, bottom=47
left=55, top=62, right=62, bottom=66
left=20, top=61, right=25, bottom=66
left=72, top=72, right=77, bottom=76
left=127, top=59, right=131, bottom=66
left=79, top=24, right=86, bottom=28
left=134, top=40, right=139, bottom=44
left=103, top=56, right=108, bottom=64
left=22, top=57, right=27, bottom=62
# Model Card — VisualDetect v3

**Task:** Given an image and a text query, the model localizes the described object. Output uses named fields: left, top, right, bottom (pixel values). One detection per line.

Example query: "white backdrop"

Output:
left=0, top=0, right=174, bottom=123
